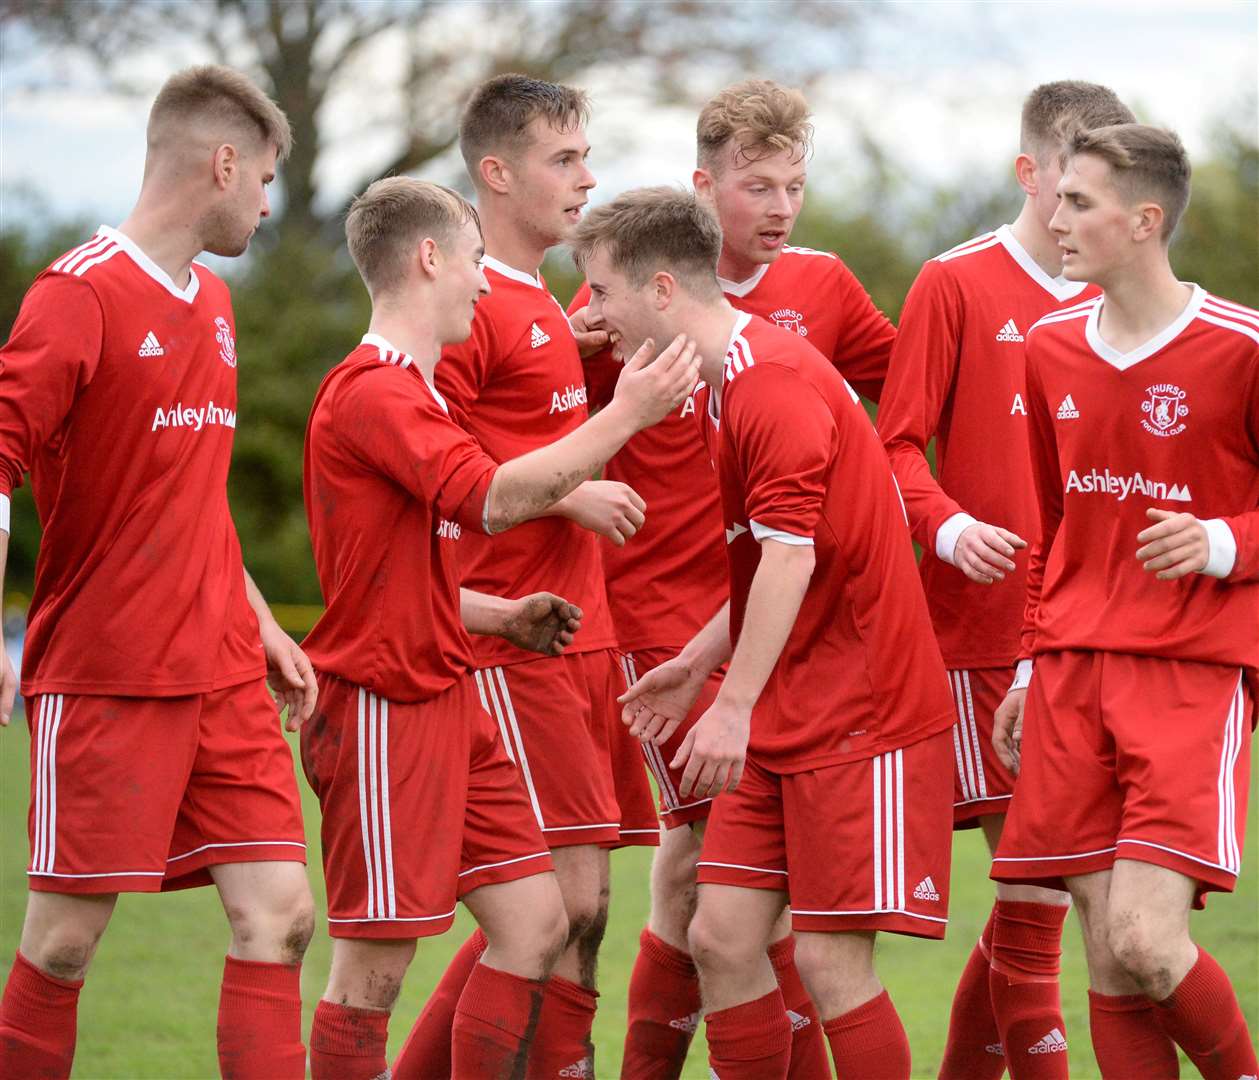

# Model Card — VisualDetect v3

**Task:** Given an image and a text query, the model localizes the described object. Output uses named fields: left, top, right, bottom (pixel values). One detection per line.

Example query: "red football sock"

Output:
left=622, top=927, right=701, bottom=1080
left=309, top=998, right=390, bottom=1080
left=527, top=974, right=597, bottom=1079
left=216, top=955, right=305, bottom=1080
left=989, top=900, right=1069, bottom=1079
left=767, top=936, right=830, bottom=1080
left=394, top=929, right=487, bottom=1079
left=1156, top=948, right=1258, bottom=1080
left=1087, top=990, right=1179, bottom=1079
left=938, top=907, right=1005, bottom=1080
left=705, top=987, right=792, bottom=1080
left=822, top=990, right=911, bottom=1080
left=452, top=961, right=545, bottom=1080
left=0, top=950, right=82, bottom=1080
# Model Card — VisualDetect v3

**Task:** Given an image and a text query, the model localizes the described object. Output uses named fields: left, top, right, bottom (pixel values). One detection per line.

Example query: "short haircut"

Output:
left=149, top=65, right=292, bottom=161
left=1066, top=124, right=1192, bottom=241
left=1020, top=80, right=1135, bottom=163
left=345, top=177, right=481, bottom=296
left=459, top=74, right=590, bottom=182
left=696, top=79, right=813, bottom=174
left=572, top=186, right=722, bottom=296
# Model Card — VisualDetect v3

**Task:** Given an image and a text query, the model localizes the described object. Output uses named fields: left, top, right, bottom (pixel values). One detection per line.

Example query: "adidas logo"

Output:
left=786, top=1009, right=811, bottom=1032
left=913, top=875, right=941, bottom=902
left=138, top=331, right=165, bottom=357
left=559, top=1058, right=593, bottom=1078
left=996, top=319, right=1024, bottom=342
left=530, top=322, right=551, bottom=348
left=1029, top=1028, right=1068, bottom=1054
left=1056, top=394, right=1080, bottom=420
left=985, top=1042, right=1005, bottom=1056
left=668, top=1012, right=700, bottom=1033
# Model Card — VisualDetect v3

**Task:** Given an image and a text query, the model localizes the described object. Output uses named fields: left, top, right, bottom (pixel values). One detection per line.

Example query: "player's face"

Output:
left=437, top=220, right=491, bottom=345
left=698, top=143, right=806, bottom=272
left=583, top=248, right=660, bottom=362
left=204, top=141, right=278, bottom=258
left=511, top=117, right=595, bottom=248
left=1050, top=154, right=1136, bottom=283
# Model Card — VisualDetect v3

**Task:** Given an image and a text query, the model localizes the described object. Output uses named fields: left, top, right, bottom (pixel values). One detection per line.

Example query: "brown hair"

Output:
left=1020, top=80, right=1134, bottom=163
left=572, top=186, right=722, bottom=296
left=1066, top=124, right=1192, bottom=241
left=696, top=79, right=813, bottom=173
left=459, top=74, right=590, bottom=183
left=149, top=65, right=292, bottom=161
left=345, top=177, right=480, bottom=296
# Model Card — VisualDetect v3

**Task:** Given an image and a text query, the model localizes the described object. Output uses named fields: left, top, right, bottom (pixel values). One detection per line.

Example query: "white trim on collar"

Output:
left=482, top=254, right=543, bottom=289
left=995, top=225, right=1088, bottom=303
left=98, top=225, right=200, bottom=303
left=359, top=333, right=448, bottom=411
left=717, top=262, right=770, bottom=299
left=1084, top=284, right=1206, bottom=372
left=710, top=311, right=754, bottom=428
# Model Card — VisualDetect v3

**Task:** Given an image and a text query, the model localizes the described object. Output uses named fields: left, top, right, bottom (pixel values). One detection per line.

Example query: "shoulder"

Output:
left=931, top=230, right=1001, bottom=268
left=1196, top=292, right=1259, bottom=348
left=45, top=231, right=127, bottom=284
left=725, top=319, right=814, bottom=393
left=1028, top=295, right=1098, bottom=340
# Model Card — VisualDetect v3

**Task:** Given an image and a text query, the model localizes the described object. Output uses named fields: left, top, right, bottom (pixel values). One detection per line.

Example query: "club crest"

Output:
left=1140, top=383, right=1187, bottom=437
left=769, top=308, right=808, bottom=337
left=214, top=316, right=237, bottom=368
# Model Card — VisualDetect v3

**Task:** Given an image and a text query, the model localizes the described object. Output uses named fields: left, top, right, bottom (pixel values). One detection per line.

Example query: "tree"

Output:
left=3, top=0, right=875, bottom=238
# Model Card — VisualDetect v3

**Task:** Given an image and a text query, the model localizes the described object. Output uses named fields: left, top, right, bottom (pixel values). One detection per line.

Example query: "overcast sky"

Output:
left=1, top=0, right=1255, bottom=233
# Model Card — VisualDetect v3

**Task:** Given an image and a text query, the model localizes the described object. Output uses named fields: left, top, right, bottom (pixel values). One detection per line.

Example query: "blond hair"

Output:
left=1020, top=80, right=1134, bottom=164
left=460, top=74, right=590, bottom=184
left=1066, top=124, right=1192, bottom=241
left=697, top=79, right=813, bottom=173
left=149, top=65, right=292, bottom=161
left=345, top=177, right=480, bottom=296
left=572, top=186, right=722, bottom=296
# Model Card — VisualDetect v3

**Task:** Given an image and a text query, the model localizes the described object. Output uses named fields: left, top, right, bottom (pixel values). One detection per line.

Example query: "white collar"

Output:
left=709, top=311, right=754, bottom=428
left=1084, top=284, right=1205, bottom=371
left=482, top=253, right=543, bottom=289
left=99, top=224, right=200, bottom=303
left=360, top=333, right=448, bottom=412
left=995, top=224, right=1089, bottom=302
left=717, top=262, right=770, bottom=298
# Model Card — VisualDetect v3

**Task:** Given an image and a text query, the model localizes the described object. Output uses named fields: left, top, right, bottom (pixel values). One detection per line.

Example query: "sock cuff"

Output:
left=222, top=955, right=300, bottom=991
left=639, top=927, right=697, bottom=978
left=766, top=935, right=795, bottom=972
left=12, top=950, right=83, bottom=993
left=310, top=999, right=389, bottom=1056
left=822, top=989, right=890, bottom=1035
left=978, top=906, right=997, bottom=958
left=470, top=928, right=489, bottom=959
left=1158, top=946, right=1217, bottom=1013
left=706, top=988, right=791, bottom=1060
left=993, top=900, right=1070, bottom=930
left=991, top=901, right=1068, bottom=980
left=457, top=963, right=545, bottom=1038
left=1088, top=989, right=1156, bottom=1014
left=543, top=972, right=599, bottom=1010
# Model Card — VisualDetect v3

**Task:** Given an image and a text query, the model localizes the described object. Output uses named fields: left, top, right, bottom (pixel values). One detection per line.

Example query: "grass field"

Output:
left=1, top=707, right=1255, bottom=1079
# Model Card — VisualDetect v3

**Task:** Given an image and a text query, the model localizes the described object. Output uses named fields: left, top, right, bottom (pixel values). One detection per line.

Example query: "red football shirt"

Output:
left=877, top=226, right=1096, bottom=669
left=699, top=312, right=953, bottom=773
left=435, top=257, right=615, bottom=666
left=301, top=336, right=497, bottom=702
left=1022, top=286, right=1259, bottom=667
left=0, top=227, right=264, bottom=697
left=570, top=246, right=896, bottom=652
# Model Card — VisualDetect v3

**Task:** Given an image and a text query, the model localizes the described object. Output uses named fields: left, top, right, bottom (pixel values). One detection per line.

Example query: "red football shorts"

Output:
left=619, top=648, right=724, bottom=829
left=26, top=680, right=305, bottom=895
left=696, top=728, right=954, bottom=938
left=991, top=650, right=1253, bottom=906
left=302, top=673, right=553, bottom=939
left=948, top=666, right=1018, bottom=827
left=473, top=648, right=658, bottom=849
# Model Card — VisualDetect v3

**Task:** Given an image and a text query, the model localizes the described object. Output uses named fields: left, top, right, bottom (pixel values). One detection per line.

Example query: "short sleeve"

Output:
left=828, top=258, right=897, bottom=403
left=0, top=273, right=104, bottom=496
left=335, top=367, right=498, bottom=532
left=725, top=364, right=836, bottom=542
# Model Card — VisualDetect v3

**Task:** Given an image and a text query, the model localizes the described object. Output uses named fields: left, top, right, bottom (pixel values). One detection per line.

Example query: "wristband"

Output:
left=0, top=493, right=9, bottom=534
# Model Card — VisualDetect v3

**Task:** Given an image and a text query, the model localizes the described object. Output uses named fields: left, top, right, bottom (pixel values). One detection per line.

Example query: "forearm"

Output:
left=717, top=542, right=814, bottom=708
left=676, top=601, right=734, bottom=676
left=486, top=400, right=639, bottom=532
left=243, top=569, right=280, bottom=631
left=460, top=588, right=513, bottom=636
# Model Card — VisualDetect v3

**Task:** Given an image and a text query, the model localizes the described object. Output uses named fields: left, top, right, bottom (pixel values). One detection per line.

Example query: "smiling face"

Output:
left=583, top=247, right=666, bottom=363
left=509, top=115, right=596, bottom=248
left=434, top=218, right=491, bottom=345
left=696, top=141, right=805, bottom=278
left=1050, top=152, right=1147, bottom=284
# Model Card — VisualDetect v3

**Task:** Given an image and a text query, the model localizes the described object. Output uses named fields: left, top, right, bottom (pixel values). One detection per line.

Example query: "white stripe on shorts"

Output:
left=872, top=748, right=905, bottom=912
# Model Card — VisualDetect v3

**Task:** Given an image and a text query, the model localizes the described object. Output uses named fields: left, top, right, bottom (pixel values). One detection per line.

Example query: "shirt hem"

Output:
left=21, top=665, right=266, bottom=699
left=751, top=711, right=955, bottom=774
left=468, top=631, right=620, bottom=669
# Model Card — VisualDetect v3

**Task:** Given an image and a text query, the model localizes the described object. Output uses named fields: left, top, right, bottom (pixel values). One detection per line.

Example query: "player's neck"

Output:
left=115, top=204, right=203, bottom=290
left=1098, top=259, right=1191, bottom=352
left=366, top=305, right=441, bottom=382
left=690, top=299, right=741, bottom=391
left=477, top=204, right=548, bottom=280
left=1008, top=200, right=1064, bottom=279
left=715, top=244, right=766, bottom=287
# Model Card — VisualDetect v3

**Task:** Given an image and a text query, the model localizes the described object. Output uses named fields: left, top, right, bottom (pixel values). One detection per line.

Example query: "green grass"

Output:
left=2, top=711, right=1255, bottom=1078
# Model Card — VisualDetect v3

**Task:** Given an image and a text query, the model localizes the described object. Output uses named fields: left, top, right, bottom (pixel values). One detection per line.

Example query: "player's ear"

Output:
left=651, top=271, right=675, bottom=309
left=213, top=144, right=238, bottom=190
left=693, top=168, right=714, bottom=201
left=417, top=236, right=441, bottom=280
left=1132, top=201, right=1165, bottom=245
left=479, top=154, right=511, bottom=196
left=1013, top=152, right=1039, bottom=197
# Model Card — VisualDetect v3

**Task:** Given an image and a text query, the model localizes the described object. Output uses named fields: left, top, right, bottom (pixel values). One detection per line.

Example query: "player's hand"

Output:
left=499, top=593, right=583, bottom=656
left=613, top=334, right=700, bottom=428
left=0, top=645, right=16, bottom=727
left=670, top=696, right=749, bottom=799
left=618, top=656, right=708, bottom=745
left=260, top=620, right=318, bottom=731
left=568, top=305, right=611, bottom=359
left=561, top=480, right=646, bottom=546
left=993, top=688, right=1027, bottom=775
left=953, top=523, right=1027, bottom=584
left=1136, top=508, right=1209, bottom=580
